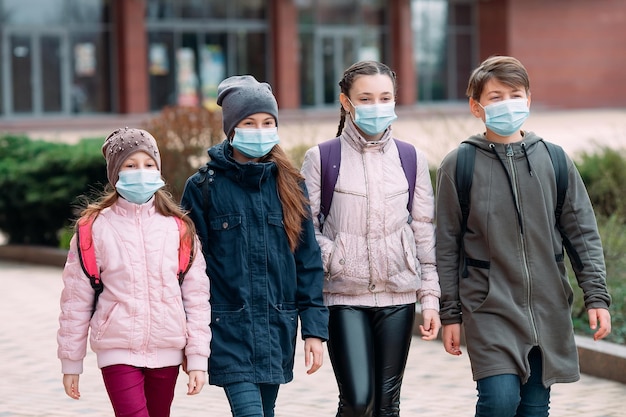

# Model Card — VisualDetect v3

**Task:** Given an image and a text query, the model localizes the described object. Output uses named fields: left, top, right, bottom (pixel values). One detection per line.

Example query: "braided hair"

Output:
left=336, top=61, right=397, bottom=137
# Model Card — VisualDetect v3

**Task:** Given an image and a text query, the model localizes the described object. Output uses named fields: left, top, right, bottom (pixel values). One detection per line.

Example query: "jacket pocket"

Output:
left=208, top=214, right=244, bottom=259
left=94, top=302, right=120, bottom=341
left=327, top=233, right=346, bottom=280
left=210, top=304, right=253, bottom=373
left=400, top=226, right=419, bottom=276
left=459, top=266, right=490, bottom=313
left=269, top=303, right=298, bottom=370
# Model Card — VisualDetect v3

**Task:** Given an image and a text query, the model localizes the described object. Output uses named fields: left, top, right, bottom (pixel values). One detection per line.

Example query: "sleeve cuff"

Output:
left=61, top=359, right=83, bottom=375
left=185, top=355, right=208, bottom=372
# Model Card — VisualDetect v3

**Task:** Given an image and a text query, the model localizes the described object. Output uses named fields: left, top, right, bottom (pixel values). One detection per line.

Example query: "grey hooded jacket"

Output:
left=436, top=131, right=610, bottom=387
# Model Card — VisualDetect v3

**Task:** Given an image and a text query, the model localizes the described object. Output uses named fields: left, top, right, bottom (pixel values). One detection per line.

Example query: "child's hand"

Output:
left=63, top=374, right=81, bottom=400
left=187, top=370, right=206, bottom=395
left=304, top=337, right=324, bottom=375
left=420, top=309, right=441, bottom=341
left=442, top=323, right=463, bottom=356
left=588, top=308, right=612, bottom=341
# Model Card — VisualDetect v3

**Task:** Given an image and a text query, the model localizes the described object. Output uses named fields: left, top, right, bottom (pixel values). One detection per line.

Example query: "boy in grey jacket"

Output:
left=435, top=55, right=611, bottom=417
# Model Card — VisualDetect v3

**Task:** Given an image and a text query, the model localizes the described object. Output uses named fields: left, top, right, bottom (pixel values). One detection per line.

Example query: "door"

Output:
left=312, top=29, right=360, bottom=106
left=2, top=30, right=69, bottom=115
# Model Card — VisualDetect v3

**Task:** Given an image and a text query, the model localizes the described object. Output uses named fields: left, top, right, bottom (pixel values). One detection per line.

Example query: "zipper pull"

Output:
left=506, top=144, right=514, bottom=157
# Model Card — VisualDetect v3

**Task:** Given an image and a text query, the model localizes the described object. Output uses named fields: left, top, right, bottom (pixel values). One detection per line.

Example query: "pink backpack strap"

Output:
left=76, top=217, right=103, bottom=315
left=174, top=216, right=194, bottom=285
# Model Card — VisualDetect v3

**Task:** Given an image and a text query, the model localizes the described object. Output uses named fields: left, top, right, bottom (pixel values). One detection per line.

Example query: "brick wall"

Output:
left=478, top=0, right=626, bottom=109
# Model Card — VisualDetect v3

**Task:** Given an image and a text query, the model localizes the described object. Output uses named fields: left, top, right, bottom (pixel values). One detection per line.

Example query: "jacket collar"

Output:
left=341, top=116, right=393, bottom=154
left=208, top=140, right=276, bottom=189
left=111, top=194, right=157, bottom=218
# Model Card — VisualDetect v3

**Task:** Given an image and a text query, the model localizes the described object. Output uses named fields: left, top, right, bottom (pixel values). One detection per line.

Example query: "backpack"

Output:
left=76, top=216, right=194, bottom=315
left=318, top=137, right=417, bottom=228
left=455, top=140, right=583, bottom=276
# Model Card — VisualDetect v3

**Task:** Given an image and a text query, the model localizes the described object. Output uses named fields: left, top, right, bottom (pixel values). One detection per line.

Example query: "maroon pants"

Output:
left=101, top=364, right=179, bottom=417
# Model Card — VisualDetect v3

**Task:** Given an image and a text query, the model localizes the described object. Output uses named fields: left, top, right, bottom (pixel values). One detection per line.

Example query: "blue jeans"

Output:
left=475, top=347, right=550, bottom=417
left=223, top=382, right=280, bottom=417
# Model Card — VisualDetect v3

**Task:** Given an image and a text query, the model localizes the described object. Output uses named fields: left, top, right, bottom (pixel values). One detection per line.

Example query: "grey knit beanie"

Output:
left=101, top=127, right=161, bottom=186
left=216, top=75, right=279, bottom=138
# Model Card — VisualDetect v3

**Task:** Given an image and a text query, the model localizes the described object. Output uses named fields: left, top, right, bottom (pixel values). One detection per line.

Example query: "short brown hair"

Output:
left=466, top=56, right=530, bottom=100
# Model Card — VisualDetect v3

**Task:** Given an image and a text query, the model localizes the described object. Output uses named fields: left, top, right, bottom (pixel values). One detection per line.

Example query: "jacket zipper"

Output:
left=506, top=144, right=539, bottom=345
left=136, top=205, right=151, bottom=355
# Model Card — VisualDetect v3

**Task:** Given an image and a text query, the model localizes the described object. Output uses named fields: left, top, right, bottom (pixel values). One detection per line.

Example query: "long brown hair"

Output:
left=260, top=144, right=309, bottom=251
left=77, top=185, right=197, bottom=247
left=336, top=60, right=398, bottom=137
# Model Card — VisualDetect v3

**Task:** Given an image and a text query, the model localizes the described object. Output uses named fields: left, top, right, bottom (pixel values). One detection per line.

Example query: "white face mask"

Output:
left=231, top=127, right=280, bottom=158
left=479, top=98, right=530, bottom=136
left=115, top=169, right=165, bottom=204
left=348, top=99, right=398, bottom=136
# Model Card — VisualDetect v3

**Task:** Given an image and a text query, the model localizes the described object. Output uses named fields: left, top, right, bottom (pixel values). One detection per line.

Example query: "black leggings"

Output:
left=327, top=303, right=416, bottom=417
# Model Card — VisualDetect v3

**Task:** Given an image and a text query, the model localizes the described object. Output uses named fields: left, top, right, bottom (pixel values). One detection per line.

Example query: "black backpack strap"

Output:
left=543, top=141, right=584, bottom=271
left=394, top=139, right=417, bottom=217
left=455, top=142, right=475, bottom=278
left=318, top=138, right=342, bottom=228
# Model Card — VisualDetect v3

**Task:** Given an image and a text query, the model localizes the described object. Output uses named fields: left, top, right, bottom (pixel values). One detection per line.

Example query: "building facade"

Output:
left=0, top=0, right=625, bottom=119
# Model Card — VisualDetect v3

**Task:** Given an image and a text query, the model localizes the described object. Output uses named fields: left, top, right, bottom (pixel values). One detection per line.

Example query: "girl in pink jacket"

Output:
left=57, top=128, right=211, bottom=417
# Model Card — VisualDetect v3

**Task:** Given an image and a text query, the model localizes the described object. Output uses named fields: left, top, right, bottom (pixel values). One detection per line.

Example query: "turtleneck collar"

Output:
left=341, top=116, right=393, bottom=154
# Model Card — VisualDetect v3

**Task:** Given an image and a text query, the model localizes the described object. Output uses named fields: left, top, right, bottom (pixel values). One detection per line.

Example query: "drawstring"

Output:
left=521, top=142, right=533, bottom=177
left=489, top=143, right=524, bottom=234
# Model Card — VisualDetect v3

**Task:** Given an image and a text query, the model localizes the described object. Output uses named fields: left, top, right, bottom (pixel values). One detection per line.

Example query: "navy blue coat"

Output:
left=181, top=140, right=328, bottom=386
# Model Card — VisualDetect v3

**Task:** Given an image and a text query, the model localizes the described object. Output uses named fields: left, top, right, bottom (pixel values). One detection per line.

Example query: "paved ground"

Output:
left=1, top=260, right=625, bottom=417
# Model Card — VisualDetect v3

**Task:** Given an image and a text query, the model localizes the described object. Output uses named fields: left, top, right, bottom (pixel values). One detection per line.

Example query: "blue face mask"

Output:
left=231, top=127, right=280, bottom=158
left=115, top=169, right=165, bottom=204
left=480, top=98, right=530, bottom=136
left=349, top=100, right=398, bottom=136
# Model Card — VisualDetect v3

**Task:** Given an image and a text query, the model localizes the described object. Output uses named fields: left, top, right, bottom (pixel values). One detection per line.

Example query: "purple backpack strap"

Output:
left=394, top=139, right=417, bottom=213
left=318, top=137, right=342, bottom=225
left=318, top=138, right=417, bottom=227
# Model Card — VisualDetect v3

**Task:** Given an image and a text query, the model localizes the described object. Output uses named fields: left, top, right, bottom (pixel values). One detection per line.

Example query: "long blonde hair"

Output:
left=260, top=144, right=309, bottom=251
left=77, top=185, right=196, bottom=246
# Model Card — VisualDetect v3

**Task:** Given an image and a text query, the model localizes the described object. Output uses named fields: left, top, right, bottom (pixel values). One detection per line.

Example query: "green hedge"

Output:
left=0, top=135, right=106, bottom=245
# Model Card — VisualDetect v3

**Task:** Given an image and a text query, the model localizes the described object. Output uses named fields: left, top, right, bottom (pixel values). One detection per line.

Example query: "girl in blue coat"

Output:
left=181, top=75, right=329, bottom=417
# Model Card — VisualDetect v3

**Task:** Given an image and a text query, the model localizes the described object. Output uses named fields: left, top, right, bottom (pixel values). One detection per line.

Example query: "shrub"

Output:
left=0, top=135, right=106, bottom=245
left=569, top=214, right=626, bottom=344
left=142, top=105, right=223, bottom=201
left=576, top=147, right=626, bottom=223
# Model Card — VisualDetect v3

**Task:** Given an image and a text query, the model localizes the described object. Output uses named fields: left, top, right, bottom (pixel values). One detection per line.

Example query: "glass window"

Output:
left=206, top=0, right=228, bottom=18
left=148, top=32, right=176, bottom=110
left=41, top=35, right=63, bottom=112
left=3, top=0, right=66, bottom=24
left=200, top=34, right=227, bottom=108
left=233, top=0, right=266, bottom=19
left=362, top=0, right=385, bottom=26
left=299, top=32, right=315, bottom=106
left=68, top=0, right=109, bottom=24
left=179, top=0, right=208, bottom=19
left=71, top=31, right=112, bottom=113
left=234, top=32, right=266, bottom=80
left=10, top=35, right=33, bottom=113
left=146, top=0, right=176, bottom=20
left=413, top=0, right=476, bottom=102
left=316, top=0, right=357, bottom=25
